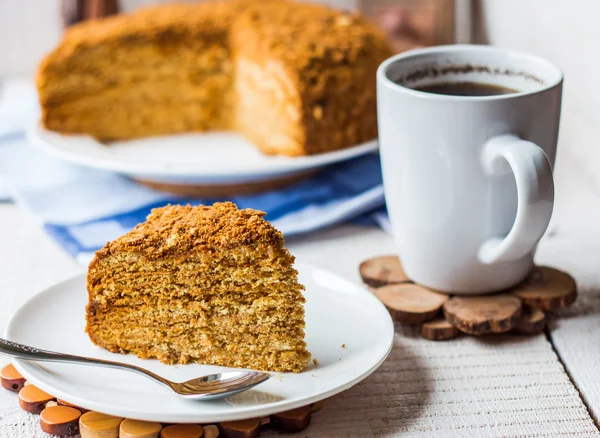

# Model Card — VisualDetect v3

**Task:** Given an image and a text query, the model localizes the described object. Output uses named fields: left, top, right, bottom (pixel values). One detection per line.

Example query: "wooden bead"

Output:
left=443, top=294, right=522, bottom=335
left=510, top=266, right=577, bottom=310
left=203, top=425, right=219, bottom=438
left=57, top=398, right=90, bottom=413
left=270, top=405, right=312, bottom=432
left=359, top=255, right=410, bottom=287
left=373, top=284, right=448, bottom=324
left=40, top=405, right=81, bottom=436
left=19, top=385, right=55, bottom=414
left=218, top=418, right=260, bottom=438
left=120, top=418, right=163, bottom=438
left=421, top=318, right=459, bottom=340
left=79, top=411, right=123, bottom=438
left=160, top=424, right=204, bottom=438
left=0, top=363, right=26, bottom=393
left=517, top=308, right=546, bottom=335
left=310, top=399, right=325, bottom=412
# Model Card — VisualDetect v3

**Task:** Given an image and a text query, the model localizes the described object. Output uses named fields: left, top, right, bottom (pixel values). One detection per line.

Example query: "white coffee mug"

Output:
left=376, top=45, right=563, bottom=294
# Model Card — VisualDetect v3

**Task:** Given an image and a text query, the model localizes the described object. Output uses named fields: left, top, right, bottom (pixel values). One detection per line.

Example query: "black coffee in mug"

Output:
left=413, top=81, right=518, bottom=97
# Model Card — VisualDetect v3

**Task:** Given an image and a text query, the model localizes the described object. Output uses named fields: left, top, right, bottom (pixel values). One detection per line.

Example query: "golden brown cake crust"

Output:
left=92, top=202, right=284, bottom=262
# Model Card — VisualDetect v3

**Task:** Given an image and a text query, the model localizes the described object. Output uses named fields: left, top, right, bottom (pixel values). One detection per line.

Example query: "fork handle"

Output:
left=0, top=338, right=174, bottom=391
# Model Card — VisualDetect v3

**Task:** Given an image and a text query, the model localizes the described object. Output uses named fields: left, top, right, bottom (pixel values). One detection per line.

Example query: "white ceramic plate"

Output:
left=27, top=124, right=378, bottom=184
left=5, top=262, right=393, bottom=423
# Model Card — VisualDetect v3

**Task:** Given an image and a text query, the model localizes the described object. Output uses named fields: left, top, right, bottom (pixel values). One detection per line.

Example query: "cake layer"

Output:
left=88, top=314, right=305, bottom=344
left=89, top=324, right=308, bottom=372
left=87, top=300, right=305, bottom=332
left=88, top=247, right=300, bottom=307
left=87, top=305, right=308, bottom=371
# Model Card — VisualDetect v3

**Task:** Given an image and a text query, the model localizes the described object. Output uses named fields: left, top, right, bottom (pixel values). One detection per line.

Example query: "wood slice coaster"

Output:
left=510, top=266, right=577, bottom=310
left=310, top=399, right=325, bottom=413
left=19, top=385, right=55, bottom=414
left=40, top=405, right=81, bottom=436
left=517, top=308, right=546, bottom=335
left=358, top=256, right=578, bottom=341
left=8, top=383, right=324, bottom=436
left=160, top=424, right=204, bottom=438
left=421, top=318, right=459, bottom=340
left=359, top=255, right=410, bottom=288
left=79, top=411, right=123, bottom=438
left=134, top=170, right=315, bottom=197
left=120, top=419, right=163, bottom=438
left=270, top=405, right=312, bottom=432
left=443, top=294, right=522, bottom=335
left=218, top=417, right=261, bottom=437
left=0, top=363, right=26, bottom=393
left=373, top=284, right=448, bottom=324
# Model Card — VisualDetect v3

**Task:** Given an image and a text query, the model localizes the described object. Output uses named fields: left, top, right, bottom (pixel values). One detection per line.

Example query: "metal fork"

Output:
left=0, top=338, right=270, bottom=400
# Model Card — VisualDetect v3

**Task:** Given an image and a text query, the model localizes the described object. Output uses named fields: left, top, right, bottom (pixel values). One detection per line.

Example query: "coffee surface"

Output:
left=413, top=81, right=517, bottom=96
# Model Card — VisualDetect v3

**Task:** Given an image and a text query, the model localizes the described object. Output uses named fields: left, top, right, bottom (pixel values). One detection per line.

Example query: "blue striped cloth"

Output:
left=0, top=80, right=387, bottom=263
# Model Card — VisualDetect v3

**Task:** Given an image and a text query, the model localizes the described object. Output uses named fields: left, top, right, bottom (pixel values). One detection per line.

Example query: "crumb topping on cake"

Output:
left=239, top=2, right=389, bottom=72
left=96, top=202, right=284, bottom=260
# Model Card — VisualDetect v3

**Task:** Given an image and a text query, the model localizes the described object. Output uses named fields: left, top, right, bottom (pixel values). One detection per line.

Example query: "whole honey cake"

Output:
left=86, top=202, right=310, bottom=372
left=36, top=0, right=393, bottom=156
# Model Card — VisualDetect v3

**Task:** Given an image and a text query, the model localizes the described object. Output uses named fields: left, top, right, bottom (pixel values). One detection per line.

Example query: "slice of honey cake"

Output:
left=86, top=202, right=310, bottom=372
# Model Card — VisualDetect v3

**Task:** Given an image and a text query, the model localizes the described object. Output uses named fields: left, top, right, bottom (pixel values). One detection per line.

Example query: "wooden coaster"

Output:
left=0, top=363, right=26, bottom=393
left=358, top=257, right=578, bottom=341
left=443, top=294, right=522, bottom=335
left=79, top=411, right=123, bottom=438
left=421, top=318, right=459, bottom=340
left=160, top=424, right=204, bottom=438
left=40, top=405, right=81, bottom=436
left=19, top=394, right=322, bottom=437
left=19, top=385, right=55, bottom=414
left=134, top=170, right=315, bottom=197
left=270, top=405, right=312, bottom=432
left=517, top=308, right=546, bottom=335
left=359, top=255, right=410, bottom=288
left=120, top=419, right=163, bottom=438
left=373, top=284, right=448, bottom=324
left=510, top=266, right=577, bottom=310
left=218, top=418, right=261, bottom=437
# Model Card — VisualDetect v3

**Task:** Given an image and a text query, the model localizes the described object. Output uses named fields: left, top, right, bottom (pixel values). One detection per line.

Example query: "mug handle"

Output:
left=478, top=134, right=554, bottom=264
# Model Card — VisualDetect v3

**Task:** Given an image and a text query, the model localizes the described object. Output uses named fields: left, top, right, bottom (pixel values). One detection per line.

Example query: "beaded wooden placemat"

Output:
left=0, top=364, right=324, bottom=437
left=359, top=255, right=577, bottom=340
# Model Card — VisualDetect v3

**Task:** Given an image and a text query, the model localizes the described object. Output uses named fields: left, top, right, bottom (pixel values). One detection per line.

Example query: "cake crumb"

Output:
left=341, top=344, right=346, bottom=348
left=312, top=358, right=318, bottom=366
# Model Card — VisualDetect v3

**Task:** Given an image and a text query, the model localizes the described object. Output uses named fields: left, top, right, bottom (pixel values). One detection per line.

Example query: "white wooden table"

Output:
left=0, top=154, right=599, bottom=437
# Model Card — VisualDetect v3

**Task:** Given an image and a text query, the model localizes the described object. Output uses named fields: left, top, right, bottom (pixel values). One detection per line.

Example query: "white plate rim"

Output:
left=27, top=123, right=379, bottom=179
left=5, top=264, right=394, bottom=423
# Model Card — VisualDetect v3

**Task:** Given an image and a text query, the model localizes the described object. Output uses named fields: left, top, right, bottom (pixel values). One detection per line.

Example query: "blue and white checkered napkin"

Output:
left=0, top=79, right=388, bottom=264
